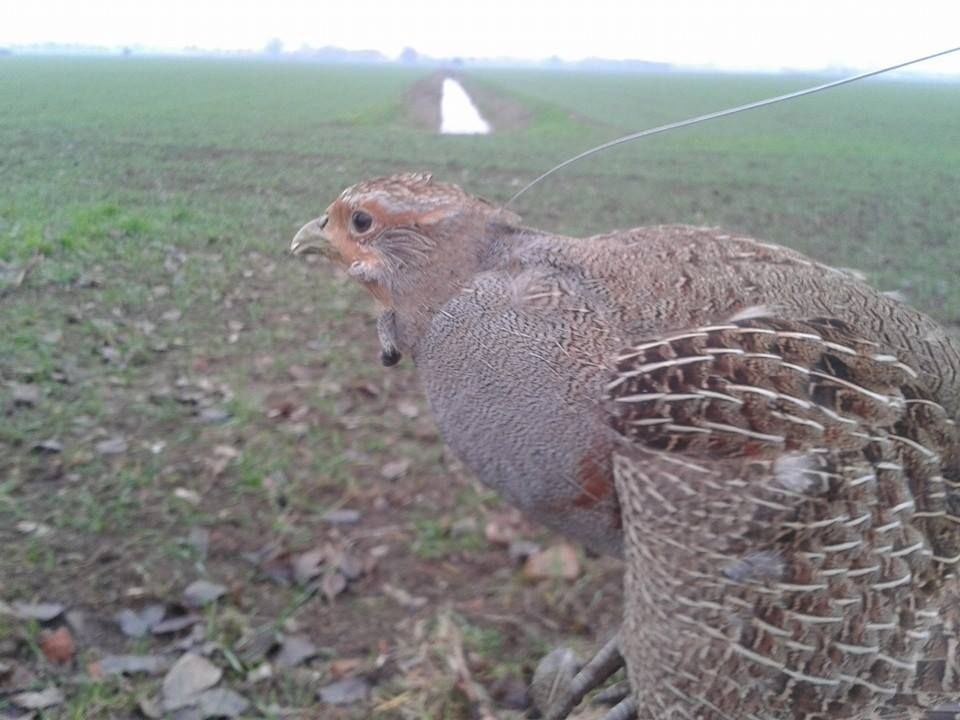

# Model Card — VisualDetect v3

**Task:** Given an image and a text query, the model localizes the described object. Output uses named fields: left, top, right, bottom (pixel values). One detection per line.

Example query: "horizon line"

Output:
left=4, top=44, right=960, bottom=79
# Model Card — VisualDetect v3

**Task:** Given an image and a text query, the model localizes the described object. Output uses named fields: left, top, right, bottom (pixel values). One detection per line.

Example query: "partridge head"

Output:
left=292, top=173, right=519, bottom=365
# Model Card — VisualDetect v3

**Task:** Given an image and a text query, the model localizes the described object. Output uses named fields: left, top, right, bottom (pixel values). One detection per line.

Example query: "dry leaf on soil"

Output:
left=291, top=547, right=329, bottom=585
left=183, top=580, right=227, bottom=608
left=12, top=602, right=65, bottom=622
left=321, top=571, right=348, bottom=602
left=161, top=653, right=222, bottom=711
left=11, top=686, right=64, bottom=710
left=335, top=551, right=364, bottom=580
left=273, top=634, right=316, bottom=669
left=196, top=688, right=249, bottom=718
left=151, top=614, right=201, bottom=635
left=116, top=605, right=165, bottom=638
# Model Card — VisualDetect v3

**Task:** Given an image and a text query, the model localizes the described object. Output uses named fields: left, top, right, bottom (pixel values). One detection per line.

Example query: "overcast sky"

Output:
left=3, top=0, right=959, bottom=74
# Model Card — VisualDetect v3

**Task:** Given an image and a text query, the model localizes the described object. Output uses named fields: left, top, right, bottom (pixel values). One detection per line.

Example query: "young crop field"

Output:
left=1, top=56, right=958, bottom=719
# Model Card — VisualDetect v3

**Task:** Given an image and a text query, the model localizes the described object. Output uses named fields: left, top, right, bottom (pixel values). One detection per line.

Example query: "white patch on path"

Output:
left=440, top=78, right=491, bottom=135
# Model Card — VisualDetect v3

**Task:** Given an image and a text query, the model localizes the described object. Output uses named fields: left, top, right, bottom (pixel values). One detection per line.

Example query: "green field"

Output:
left=1, top=56, right=958, bottom=719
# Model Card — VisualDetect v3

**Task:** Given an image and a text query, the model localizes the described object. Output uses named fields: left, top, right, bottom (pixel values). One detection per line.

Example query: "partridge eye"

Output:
left=351, top=210, right=373, bottom=234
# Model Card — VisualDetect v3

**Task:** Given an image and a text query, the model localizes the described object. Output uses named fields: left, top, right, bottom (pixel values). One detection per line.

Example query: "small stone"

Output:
left=188, top=527, right=210, bottom=558
left=381, top=583, right=427, bottom=609
left=173, top=487, right=201, bottom=505
left=147, top=440, right=167, bottom=454
left=322, top=508, right=361, bottom=525
left=246, top=663, right=273, bottom=684
left=396, top=400, right=420, bottom=418
left=139, top=695, right=165, bottom=719
left=484, top=519, right=515, bottom=546
left=31, top=439, right=63, bottom=454
left=523, top=543, right=581, bottom=580
left=380, top=458, right=411, bottom=481
left=39, top=626, right=75, bottom=663
left=198, top=407, right=230, bottom=423
left=508, top=540, right=541, bottom=562
left=286, top=364, right=312, bottom=382
left=279, top=421, right=308, bottom=436
left=65, top=609, right=90, bottom=636
left=369, top=544, right=390, bottom=559
left=329, top=657, right=363, bottom=678
left=317, top=677, right=371, bottom=705
left=10, top=382, right=40, bottom=406
left=95, top=436, right=128, bottom=455
left=336, top=552, right=364, bottom=581
left=530, top=647, right=579, bottom=715
left=15, top=521, right=52, bottom=537
left=450, top=516, right=478, bottom=537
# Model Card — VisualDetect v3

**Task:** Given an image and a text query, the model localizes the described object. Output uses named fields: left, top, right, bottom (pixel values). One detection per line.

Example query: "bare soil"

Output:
left=1, top=250, right=623, bottom=719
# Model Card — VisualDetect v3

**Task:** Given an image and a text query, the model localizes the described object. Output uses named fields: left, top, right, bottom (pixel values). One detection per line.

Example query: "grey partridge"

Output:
left=290, top=173, right=960, bottom=719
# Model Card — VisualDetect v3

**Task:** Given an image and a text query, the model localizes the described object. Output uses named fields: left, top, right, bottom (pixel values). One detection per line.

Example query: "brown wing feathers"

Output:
left=609, top=317, right=960, bottom=718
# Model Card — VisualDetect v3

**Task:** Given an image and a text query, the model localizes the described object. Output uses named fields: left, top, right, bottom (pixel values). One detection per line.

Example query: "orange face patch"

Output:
left=328, top=233, right=374, bottom=268
left=325, top=200, right=392, bottom=306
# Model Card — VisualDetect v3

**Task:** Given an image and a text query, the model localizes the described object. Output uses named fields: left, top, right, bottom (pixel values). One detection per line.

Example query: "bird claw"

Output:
left=376, top=310, right=402, bottom=366
left=591, top=680, right=631, bottom=707
left=597, top=697, right=637, bottom=720
left=380, top=347, right=402, bottom=366
left=533, top=634, right=628, bottom=720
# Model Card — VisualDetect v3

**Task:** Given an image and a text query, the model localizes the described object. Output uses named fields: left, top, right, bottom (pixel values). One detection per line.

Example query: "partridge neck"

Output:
left=389, top=217, right=511, bottom=354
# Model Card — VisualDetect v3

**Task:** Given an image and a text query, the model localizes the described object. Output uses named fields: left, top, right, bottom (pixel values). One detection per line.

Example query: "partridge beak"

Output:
left=290, top=214, right=330, bottom=256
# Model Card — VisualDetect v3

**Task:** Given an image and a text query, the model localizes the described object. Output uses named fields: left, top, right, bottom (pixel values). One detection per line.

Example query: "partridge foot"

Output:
left=533, top=635, right=632, bottom=720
